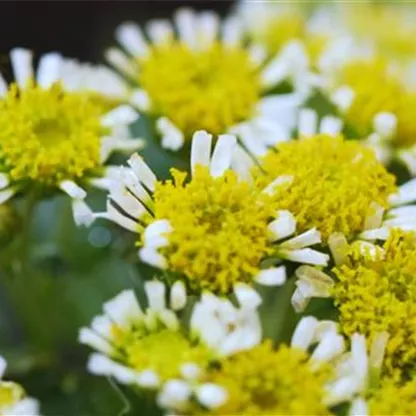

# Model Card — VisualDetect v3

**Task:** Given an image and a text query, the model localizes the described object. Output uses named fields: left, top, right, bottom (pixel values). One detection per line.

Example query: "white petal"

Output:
left=0, top=73, right=7, bottom=98
left=91, top=315, right=113, bottom=339
left=364, top=202, right=384, bottom=231
left=319, top=115, right=343, bottom=135
left=280, top=248, right=329, bottom=266
left=158, top=379, right=192, bottom=410
left=196, top=384, right=228, bottom=409
left=10, top=48, right=33, bottom=89
left=0, top=356, right=7, bottom=379
left=349, top=398, right=368, bottom=416
left=105, top=47, right=137, bottom=78
left=156, top=117, right=185, bottom=151
left=389, top=178, right=416, bottom=206
left=59, top=180, right=86, bottom=199
left=389, top=205, right=416, bottom=218
left=100, top=136, right=144, bottom=163
left=170, top=281, right=187, bottom=311
left=251, top=117, right=291, bottom=146
left=350, top=333, right=369, bottom=389
left=102, top=200, right=141, bottom=233
left=103, top=289, right=143, bottom=327
left=369, top=331, right=389, bottom=374
left=210, top=134, right=237, bottom=178
left=328, top=232, right=349, bottom=266
left=298, top=108, right=317, bottom=137
left=130, top=88, right=151, bottom=111
left=262, top=176, right=293, bottom=196
left=373, top=112, right=397, bottom=139
left=137, top=370, right=160, bottom=388
left=118, top=167, right=152, bottom=204
left=36, top=52, right=62, bottom=88
left=145, top=281, right=166, bottom=310
left=145, top=19, right=173, bottom=45
left=291, top=316, right=319, bottom=351
left=197, top=11, right=219, bottom=49
left=310, top=333, right=345, bottom=365
left=248, top=44, right=267, bottom=67
left=280, top=228, right=322, bottom=250
left=139, top=247, right=168, bottom=269
left=101, top=105, right=139, bottom=127
left=359, top=227, right=390, bottom=241
left=191, top=130, right=213, bottom=174
left=127, top=153, right=157, bottom=192
left=143, top=220, right=172, bottom=249
left=3, top=397, right=40, bottom=416
left=331, top=86, right=355, bottom=112
left=233, top=123, right=268, bottom=157
left=268, top=210, right=296, bottom=242
left=72, top=199, right=95, bottom=227
left=254, top=266, right=286, bottom=286
left=233, top=283, right=262, bottom=308
left=231, top=145, right=254, bottom=182
left=222, top=16, right=242, bottom=47
left=115, top=22, right=148, bottom=57
left=260, top=54, right=289, bottom=88
left=180, top=363, right=201, bottom=380
left=0, top=188, right=16, bottom=205
left=79, top=329, right=113, bottom=355
left=174, top=8, right=197, bottom=50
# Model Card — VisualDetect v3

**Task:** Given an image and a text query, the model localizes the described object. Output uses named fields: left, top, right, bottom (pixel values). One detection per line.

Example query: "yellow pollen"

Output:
left=139, top=42, right=260, bottom=136
left=0, top=382, right=24, bottom=409
left=256, top=135, right=396, bottom=242
left=0, top=82, right=104, bottom=185
left=332, top=230, right=416, bottom=380
left=368, top=379, right=416, bottom=415
left=124, top=329, right=211, bottom=381
left=203, top=341, right=332, bottom=415
left=150, top=166, right=276, bottom=294
left=340, top=59, right=416, bottom=149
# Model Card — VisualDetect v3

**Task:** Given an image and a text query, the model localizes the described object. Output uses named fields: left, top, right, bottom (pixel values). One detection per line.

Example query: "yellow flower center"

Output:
left=204, top=341, right=331, bottom=415
left=0, top=381, right=24, bottom=409
left=340, top=59, right=416, bottom=148
left=346, top=4, right=416, bottom=62
left=139, top=42, right=260, bottom=136
left=151, top=166, right=276, bottom=294
left=0, top=82, right=104, bottom=185
left=256, top=135, right=396, bottom=242
left=124, top=329, right=211, bottom=381
left=368, top=379, right=416, bottom=415
left=333, top=230, right=416, bottom=380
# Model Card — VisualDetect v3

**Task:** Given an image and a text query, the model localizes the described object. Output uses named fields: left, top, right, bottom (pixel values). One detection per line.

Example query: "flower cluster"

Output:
left=1, top=2, right=416, bottom=415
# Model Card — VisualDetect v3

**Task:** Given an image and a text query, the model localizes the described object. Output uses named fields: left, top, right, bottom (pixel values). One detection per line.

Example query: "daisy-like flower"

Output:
left=253, top=122, right=397, bottom=244
left=236, top=1, right=330, bottom=68
left=96, top=130, right=329, bottom=295
left=0, top=48, right=143, bottom=225
left=294, top=229, right=416, bottom=382
left=0, top=355, right=40, bottom=415
left=106, top=7, right=312, bottom=153
left=158, top=317, right=367, bottom=415
left=79, top=281, right=262, bottom=391
left=319, top=54, right=416, bottom=172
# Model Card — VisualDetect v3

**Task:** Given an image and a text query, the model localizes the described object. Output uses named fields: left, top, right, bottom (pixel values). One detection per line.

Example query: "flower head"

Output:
left=332, top=229, right=416, bottom=381
left=79, top=282, right=262, bottom=391
left=0, top=48, right=143, bottom=225
left=255, top=130, right=396, bottom=242
left=158, top=317, right=365, bottom=415
left=0, top=356, right=40, bottom=416
left=107, top=8, right=311, bottom=151
left=98, top=130, right=328, bottom=295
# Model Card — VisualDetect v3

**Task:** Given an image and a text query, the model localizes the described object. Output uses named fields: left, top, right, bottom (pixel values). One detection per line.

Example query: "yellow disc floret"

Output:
left=0, top=382, right=24, bottom=409
left=151, top=166, right=276, bottom=294
left=340, top=59, right=416, bottom=149
left=0, top=82, right=103, bottom=185
left=368, top=379, right=416, bottom=415
left=203, top=341, right=332, bottom=415
left=117, top=327, right=211, bottom=381
left=256, top=135, right=396, bottom=242
left=333, top=230, right=416, bottom=380
left=139, top=42, right=260, bottom=136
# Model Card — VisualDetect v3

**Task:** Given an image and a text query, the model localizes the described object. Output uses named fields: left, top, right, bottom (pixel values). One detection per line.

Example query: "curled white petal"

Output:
left=170, top=281, right=187, bottom=311
left=157, top=117, right=185, bottom=151
left=254, top=267, right=286, bottom=286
